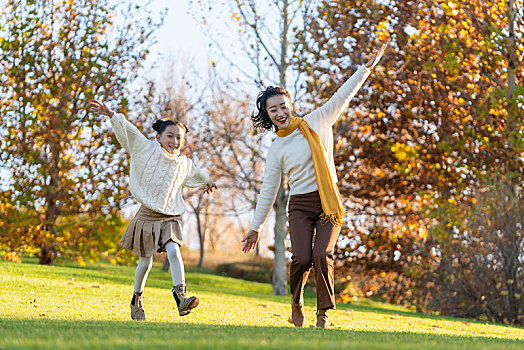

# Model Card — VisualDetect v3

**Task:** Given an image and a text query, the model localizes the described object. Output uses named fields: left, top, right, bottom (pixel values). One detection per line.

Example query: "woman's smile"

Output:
left=276, top=116, right=288, bottom=125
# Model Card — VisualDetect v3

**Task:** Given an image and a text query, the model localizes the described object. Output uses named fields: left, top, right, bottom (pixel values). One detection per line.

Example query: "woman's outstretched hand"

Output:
left=204, top=181, right=218, bottom=194
left=365, top=43, right=388, bottom=69
left=241, top=229, right=259, bottom=253
left=90, top=99, right=114, bottom=117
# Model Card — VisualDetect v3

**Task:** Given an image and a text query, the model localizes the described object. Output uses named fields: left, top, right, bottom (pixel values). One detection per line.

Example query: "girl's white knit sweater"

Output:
left=250, top=65, right=371, bottom=232
left=110, top=113, right=210, bottom=216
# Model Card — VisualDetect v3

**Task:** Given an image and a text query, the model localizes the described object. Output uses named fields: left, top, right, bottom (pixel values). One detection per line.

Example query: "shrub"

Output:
left=215, top=259, right=272, bottom=283
left=417, top=180, right=524, bottom=324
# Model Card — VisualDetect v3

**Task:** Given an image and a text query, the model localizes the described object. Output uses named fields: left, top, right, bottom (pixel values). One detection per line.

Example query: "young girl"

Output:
left=90, top=99, right=216, bottom=321
left=242, top=44, right=387, bottom=328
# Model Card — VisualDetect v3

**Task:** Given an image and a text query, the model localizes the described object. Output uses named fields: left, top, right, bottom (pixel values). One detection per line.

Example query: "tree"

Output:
left=199, top=80, right=266, bottom=249
left=413, top=0, right=524, bottom=324
left=186, top=187, right=212, bottom=268
left=193, top=0, right=317, bottom=295
left=134, top=56, right=256, bottom=269
left=0, top=0, right=163, bottom=264
left=293, top=0, right=436, bottom=302
left=292, top=0, right=524, bottom=318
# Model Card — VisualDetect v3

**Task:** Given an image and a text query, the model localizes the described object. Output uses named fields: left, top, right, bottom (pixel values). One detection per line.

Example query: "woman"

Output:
left=241, top=43, right=387, bottom=328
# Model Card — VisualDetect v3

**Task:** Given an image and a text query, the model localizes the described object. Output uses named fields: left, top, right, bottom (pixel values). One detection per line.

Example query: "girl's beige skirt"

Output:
left=120, top=205, right=183, bottom=258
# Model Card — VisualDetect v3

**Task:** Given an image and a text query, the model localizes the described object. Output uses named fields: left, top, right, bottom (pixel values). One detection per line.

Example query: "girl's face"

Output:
left=266, top=94, right=292, bottom=129
left=156, top=124, right=186, bottom=154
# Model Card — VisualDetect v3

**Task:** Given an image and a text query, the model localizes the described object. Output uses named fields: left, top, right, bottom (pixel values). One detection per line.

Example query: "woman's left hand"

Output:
left=365, top=43, right=388, bottom=69
left=241, top=230, right=259, bottom=253
left=89, top=99, right=114, bottom=117
left=204, top=181, right=217, bottom=194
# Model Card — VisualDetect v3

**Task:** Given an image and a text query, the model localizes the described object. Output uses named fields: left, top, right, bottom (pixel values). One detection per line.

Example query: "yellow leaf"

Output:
left=396, top=151, right=407, bottom=161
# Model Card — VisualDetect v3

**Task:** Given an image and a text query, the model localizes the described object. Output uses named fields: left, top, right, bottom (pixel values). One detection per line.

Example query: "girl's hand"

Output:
left=365, top=43, right=388, bottom=69
left=90, top=99, right=114, bottom=117
left=204, top=181, right=217, bottom=194
left=241, top=230, right=259, bottom=253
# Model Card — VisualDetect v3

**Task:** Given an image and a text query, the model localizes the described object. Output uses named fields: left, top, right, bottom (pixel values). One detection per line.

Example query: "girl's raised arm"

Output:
left=307, top=43, right=387, bottom=127
left=90, top=99, right=150, bottom=154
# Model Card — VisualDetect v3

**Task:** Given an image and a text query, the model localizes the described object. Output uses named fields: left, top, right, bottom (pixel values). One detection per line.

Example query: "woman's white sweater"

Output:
left=250, top=65, right=371, bottom=232
left=110, top=113, right=210, bottom=216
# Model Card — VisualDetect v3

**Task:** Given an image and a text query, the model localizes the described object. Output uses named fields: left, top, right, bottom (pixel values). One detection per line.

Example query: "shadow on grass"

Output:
left=335, top=301, right=524, bottom=332
left=0, top=317, right=522, bottom=350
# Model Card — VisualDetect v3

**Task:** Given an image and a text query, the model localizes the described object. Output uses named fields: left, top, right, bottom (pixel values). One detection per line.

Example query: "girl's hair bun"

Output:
left=152, top=119, right=190, bottom=135
left=152, top=120, right=164, bottom=133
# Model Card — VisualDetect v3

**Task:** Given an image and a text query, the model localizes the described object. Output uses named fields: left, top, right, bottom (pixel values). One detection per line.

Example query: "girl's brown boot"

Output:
left=172, top=284, right=199, bottom=316
left=130, top=292, right=145, bottom=321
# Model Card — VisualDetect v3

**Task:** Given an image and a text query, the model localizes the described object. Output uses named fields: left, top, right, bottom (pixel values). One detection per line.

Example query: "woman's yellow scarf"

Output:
left=276, top=116, right=345, bottom=226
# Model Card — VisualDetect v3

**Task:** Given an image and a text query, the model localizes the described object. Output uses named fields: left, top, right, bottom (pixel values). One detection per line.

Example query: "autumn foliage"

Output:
left=294, top=0, right=524, bottom=323
left=0, top=0, right=162, bottom=264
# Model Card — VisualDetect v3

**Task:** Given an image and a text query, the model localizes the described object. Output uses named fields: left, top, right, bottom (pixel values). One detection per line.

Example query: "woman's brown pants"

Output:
left=288, top=190, right=341, bottom=310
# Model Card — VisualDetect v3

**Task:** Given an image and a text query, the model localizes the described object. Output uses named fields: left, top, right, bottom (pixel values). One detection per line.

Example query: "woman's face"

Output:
left=266, top=94, right=292, bottom=129
left=156, top=124, right=186, bottom=154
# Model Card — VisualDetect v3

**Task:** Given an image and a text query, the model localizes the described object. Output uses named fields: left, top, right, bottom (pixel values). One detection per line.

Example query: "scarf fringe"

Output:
left=319, top=212, right=345, bottom=227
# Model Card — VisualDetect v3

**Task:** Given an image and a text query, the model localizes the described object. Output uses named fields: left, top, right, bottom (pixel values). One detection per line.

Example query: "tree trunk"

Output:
left=506, top=2, right=520, bottom=323
left=40, top=175, right=59, bottom=265
left=506, top=0, right=517, bottom=103
left=39, top=243, right=56, bottom=265
left=270, top=0, right=291, bottom=296
left=279, top=0, right=289, bottom=88
left=272, top=174, right=289, bottom=295
left=162, top=256, right=170, bottom=271
left=195, top=210, right=205, bottom=268
left=506, top=0, right=519, bottom=182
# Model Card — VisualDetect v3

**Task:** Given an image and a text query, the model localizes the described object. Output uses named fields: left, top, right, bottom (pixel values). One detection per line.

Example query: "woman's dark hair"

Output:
left=152, top=119, right=190, bottom=135
left=252, top=86, right=291, bottom=131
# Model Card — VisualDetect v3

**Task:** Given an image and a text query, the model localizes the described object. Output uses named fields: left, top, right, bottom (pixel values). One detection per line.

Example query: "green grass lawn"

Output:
left=1, top=259, right=523, bottom=349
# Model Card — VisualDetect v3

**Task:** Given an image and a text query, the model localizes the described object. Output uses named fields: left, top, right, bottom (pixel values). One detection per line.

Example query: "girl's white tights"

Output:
left=134, top=256, right=153, bottom=293
left=133, top=241, right=185, bottom=293
left=165, top=241, right=185, bottom=286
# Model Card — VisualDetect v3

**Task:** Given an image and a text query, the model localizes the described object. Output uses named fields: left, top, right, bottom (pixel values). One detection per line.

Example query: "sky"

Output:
left=138, top=0, right=279, bottom=97
left=144, top=1, right=208, bottom=69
